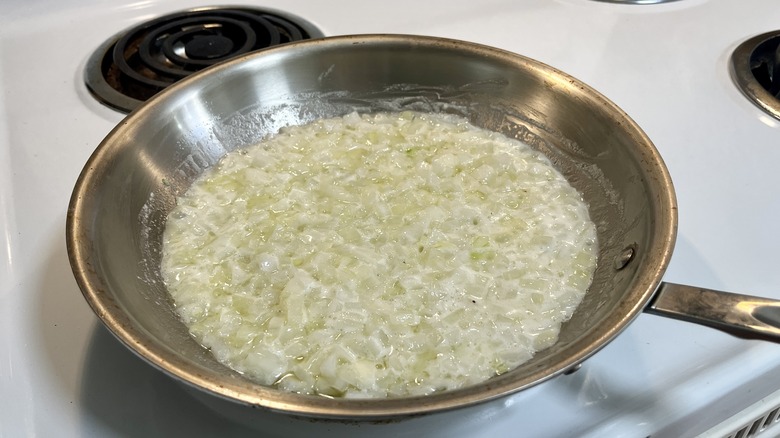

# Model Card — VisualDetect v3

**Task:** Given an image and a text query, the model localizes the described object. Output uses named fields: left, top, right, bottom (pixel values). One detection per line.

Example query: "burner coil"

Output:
left=86, top=7, right=324, bottom=113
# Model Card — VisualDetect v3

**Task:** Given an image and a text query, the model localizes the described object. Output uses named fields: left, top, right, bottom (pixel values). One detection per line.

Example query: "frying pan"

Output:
left=66, top=34, right=780, bottom=419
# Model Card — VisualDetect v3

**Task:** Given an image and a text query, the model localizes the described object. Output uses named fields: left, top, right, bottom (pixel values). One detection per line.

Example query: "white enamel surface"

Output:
left=2, top=1, right=780, bottom=437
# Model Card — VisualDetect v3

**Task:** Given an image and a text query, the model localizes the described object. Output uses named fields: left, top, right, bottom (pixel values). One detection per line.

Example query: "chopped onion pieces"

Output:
left=161, top=111, right=597, bottom=398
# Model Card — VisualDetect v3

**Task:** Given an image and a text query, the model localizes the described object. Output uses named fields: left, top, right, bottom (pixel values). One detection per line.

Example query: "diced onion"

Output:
left=161, top=111, right=598, bottom=398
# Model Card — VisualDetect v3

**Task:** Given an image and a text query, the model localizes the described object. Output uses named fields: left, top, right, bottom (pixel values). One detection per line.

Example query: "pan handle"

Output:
left=645, top=282, right=780, bottom=343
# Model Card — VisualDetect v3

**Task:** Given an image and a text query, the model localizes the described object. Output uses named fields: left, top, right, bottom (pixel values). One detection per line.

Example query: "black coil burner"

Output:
left=731, top=31, right=780, bottom=121
left=85, top=7, right=324, bottom=113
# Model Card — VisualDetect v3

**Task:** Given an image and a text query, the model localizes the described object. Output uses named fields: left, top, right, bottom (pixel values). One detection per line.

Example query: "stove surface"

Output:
left=2, top=1, right=780, bottom=437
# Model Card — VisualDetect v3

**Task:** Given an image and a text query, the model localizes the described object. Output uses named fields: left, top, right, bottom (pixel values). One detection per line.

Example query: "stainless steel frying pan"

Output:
left=66, top=34, right=780, bottom=419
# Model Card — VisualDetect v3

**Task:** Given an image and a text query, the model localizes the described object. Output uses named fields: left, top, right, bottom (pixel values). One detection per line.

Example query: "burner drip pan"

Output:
left=731, top=31, right=780, bottom=121
left=85, top=7, right=324, bottom=113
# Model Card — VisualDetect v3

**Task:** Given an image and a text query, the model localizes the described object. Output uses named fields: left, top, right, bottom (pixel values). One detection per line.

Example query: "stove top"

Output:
left=2, top=1, right=780, bottom=437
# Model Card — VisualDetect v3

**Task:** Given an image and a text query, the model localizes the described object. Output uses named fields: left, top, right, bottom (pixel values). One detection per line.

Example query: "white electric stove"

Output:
left=2, top=1, right=780, bottom=437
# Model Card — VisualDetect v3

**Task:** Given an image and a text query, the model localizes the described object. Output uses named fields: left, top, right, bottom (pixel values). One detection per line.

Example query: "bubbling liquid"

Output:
left=161, top=111, right=598, bottom=398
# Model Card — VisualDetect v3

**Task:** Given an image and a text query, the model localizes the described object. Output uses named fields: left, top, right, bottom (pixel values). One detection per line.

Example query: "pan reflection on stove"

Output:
left=80, top=325, right=254, bottom=436
left=80, top=325, right=520, bottom=437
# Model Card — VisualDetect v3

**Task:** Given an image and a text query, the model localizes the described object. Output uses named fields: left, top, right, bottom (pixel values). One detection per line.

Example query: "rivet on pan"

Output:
left=563, top=363, right=582, bottom=375
left=614, top=245, right=636, bottom=270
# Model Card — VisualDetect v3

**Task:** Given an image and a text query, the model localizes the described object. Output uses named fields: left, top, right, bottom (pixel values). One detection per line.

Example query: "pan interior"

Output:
left=68, top=35, right=675, bottom=418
